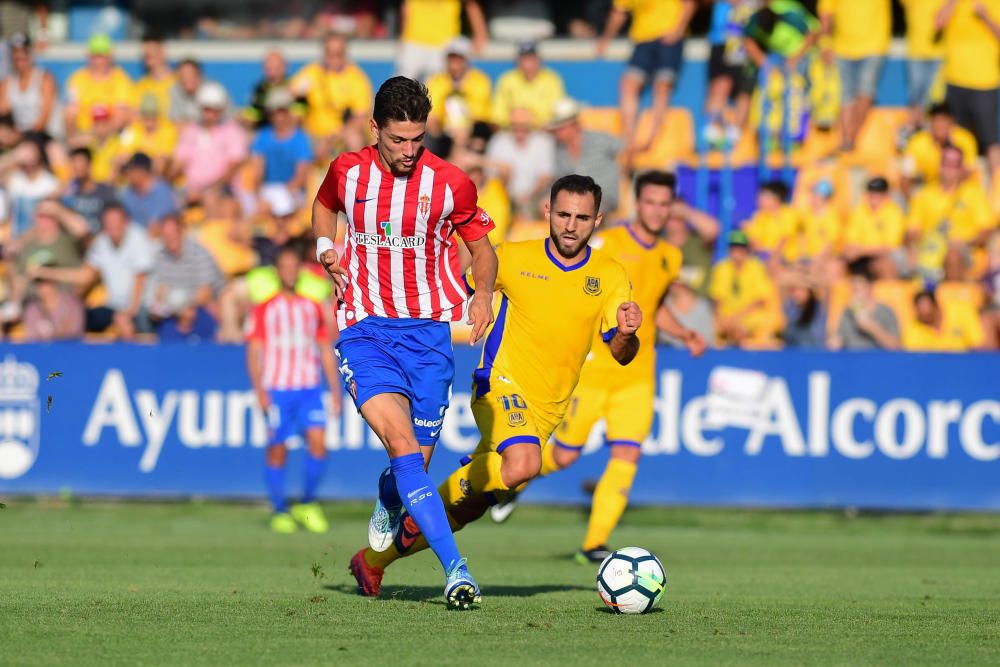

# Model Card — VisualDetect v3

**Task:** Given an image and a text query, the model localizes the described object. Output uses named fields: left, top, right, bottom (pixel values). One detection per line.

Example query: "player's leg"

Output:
left=637, top=41, right=680, bottom=153
left=578, top=381, right=655, bottom=562
left=264, top=391, right=296, bottom=533
left=290, top=387, right=330, bottom=533
left=620, top=41, right=652, bottom=158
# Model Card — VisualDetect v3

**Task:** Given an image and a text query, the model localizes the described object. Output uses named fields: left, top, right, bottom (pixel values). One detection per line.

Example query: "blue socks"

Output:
left=379, top=467, right=403, bottom=511
left=389, top=452, right=462, bottom=571
left=265, top=464, right=287, bottom=513
left=302, top=453, right=326, bottom=504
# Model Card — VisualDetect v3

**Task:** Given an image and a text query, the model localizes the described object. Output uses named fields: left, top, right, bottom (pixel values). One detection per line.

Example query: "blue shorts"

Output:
left=627, top=38, right=684, bottom=85
left=838, top=56, right=884, bottom=102
left=267, top=386, right=326, bottom=446
left=335, top=317, right=454, bottom=446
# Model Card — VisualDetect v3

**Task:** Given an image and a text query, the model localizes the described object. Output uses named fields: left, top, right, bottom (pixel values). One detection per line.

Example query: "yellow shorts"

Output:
left=554, top=376, right=654, bottom=450
left=469, top=378, right=561, bottom=457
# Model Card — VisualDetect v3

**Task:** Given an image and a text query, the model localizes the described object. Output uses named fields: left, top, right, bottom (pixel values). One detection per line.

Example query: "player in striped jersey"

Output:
left=246, top=246, right=342, bottom=534
left=312, top=76, right=497, bottom=608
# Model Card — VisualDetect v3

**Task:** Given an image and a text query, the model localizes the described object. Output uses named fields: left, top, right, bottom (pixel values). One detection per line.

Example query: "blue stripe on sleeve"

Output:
left=472, top=294, right=509, bottom=398
left=602, top=327, right=618, bottom=343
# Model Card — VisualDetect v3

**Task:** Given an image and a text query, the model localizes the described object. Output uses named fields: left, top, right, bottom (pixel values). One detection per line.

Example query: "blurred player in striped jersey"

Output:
left=246, top=246, right=342, bottom=534
left=312, top=76, right=497, bottom=608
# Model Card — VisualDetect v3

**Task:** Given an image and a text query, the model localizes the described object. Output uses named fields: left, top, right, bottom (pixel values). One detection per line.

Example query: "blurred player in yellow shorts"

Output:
left=490, top=171, right=707, bottom=564
left=349, top=175, right=643, bottom=597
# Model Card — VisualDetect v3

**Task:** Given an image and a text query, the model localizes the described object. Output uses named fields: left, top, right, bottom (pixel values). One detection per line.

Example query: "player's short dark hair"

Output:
left=634, top=170, right=677, bottom=200
left=373, top=76, right=432, bottom=127
left=550, top=174, right=603, bottom=214
left=70, top=146, right=93, bottom=162
left=760, top=179, right=789, bottom=201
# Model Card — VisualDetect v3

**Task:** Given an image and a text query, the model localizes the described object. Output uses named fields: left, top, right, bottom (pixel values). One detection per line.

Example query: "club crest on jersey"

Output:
left=348, top=378, right=358, bottom=401
left=459, top=478, right=472, bottom=497
left=507, top=411, right=526, bottom=427
left=418, top=194, right=431, bottom=217
left=584, top=276, right=602, bottom=296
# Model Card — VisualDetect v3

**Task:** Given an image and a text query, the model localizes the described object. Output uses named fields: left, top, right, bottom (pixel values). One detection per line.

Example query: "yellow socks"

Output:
left=582, top=458, right=637, bottom=551
left=538, top=441, right=562, bottom=477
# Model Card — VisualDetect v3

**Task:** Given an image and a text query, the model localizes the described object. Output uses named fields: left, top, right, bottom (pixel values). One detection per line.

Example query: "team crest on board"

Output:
left=418, top=194, right=431, bottom=217
left=583, top=276, right=602, bottom=296
left=507, top=411, right=526, bottom=427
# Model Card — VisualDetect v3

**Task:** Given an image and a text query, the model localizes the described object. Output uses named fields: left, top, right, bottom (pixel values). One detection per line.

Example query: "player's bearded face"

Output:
left=547, top=191, right=602, bottom=260
left=373, top=119, right=426, bottom=175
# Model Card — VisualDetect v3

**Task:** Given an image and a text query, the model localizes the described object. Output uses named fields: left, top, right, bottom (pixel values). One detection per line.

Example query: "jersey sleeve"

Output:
left=449, top=175, right=496, bottom=243
left=244, top=304, right=266, bottom=342
left=601, top=263, right=632, bottom=343
left=316, top=155, right=345, bottom=213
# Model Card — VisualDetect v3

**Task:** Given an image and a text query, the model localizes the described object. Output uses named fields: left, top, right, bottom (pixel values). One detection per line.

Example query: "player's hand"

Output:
left=467, top=291, right=494, bottom=345
left=616, top=301, right=642, bottom=337
left=319, top=248, right=347, bottom=301
left=328, top=387, right=342, bottom=417
left=683, top=330, right=708, bottom=358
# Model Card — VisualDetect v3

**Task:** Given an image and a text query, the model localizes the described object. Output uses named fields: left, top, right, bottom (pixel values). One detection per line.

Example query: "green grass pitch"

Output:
left=1, top=500, right=998, bottom=666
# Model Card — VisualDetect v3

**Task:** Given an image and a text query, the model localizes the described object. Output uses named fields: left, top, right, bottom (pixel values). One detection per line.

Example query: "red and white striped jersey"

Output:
left=245, top=293, right=329, bottom=391
left=316, top=145, right=495, bottom=329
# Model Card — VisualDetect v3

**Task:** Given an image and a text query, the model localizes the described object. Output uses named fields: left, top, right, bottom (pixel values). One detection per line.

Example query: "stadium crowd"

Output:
left=1, top=0, right=999, bottom=352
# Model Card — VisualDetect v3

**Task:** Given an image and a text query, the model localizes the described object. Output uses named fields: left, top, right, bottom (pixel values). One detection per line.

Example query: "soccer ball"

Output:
left=596, top=547, right=666, bottom=614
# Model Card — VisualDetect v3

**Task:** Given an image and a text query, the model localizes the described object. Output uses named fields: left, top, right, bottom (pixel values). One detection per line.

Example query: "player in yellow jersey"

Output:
left=488, top=171, right=707, bottom=564
left=349, top=175, right=642, bottom=598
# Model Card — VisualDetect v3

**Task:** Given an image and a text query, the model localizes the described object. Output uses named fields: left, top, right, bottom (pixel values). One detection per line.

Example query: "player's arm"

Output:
left=319, top=342, right=342, bottom=416
left=312, top=162, right=347, bottom=297
left=465, top=234, right=498, bottom=344
left=464, top=0, right=489, bottom=54
left=666, top=0, right=697, bottom=43
left=246, top=338, right=269, bottom=411
left=597, top=5, right=629, bottom=57
left=608, top=302, right=642, bottom=366
left=655, top=300, right=707, bottom=357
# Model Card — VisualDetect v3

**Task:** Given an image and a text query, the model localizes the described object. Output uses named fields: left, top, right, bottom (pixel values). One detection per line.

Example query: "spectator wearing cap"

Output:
left=145, top=214, right=224, bottom=342
left=900, top=103, right=978, bottom=196
left=133, top=32, right=175, bottom=123
left=171, top=81, right=248, bottom=202
left=250, top=87, right=312, bottom=217
left=75, top=103, right=122, bottom=184
left=936, top=0, right=1000, bottom=172
left=485, top=107, right=553, bottom=221
left=903, top=287, right=985, bottom=351
left=31, top=202, right=155, bottom=340
left=819, top=0, right=890, bottom=151
left=741, top=180, right=798, bottom=260
left=491, top=42, right=566, bottom=128
left=708, top=229, right=784, bottom=347
left=121, top=153, right=178, bottom=231
left=169, top=59, right=232, bottom=127
left=597, top=0, right=696, bottom=163
left=0, top=33, right=61, bottom=139
left=548, top=97, right=622, bottom=214
left=842, top=177, right=906, bottom=262
left=426, top=37, right=492, bottom=137
left=0, top=138, right=59, bottom=241
left=907, top=144, right=994, bottom=281
left=246, top=50, right=293, bottom=129
left=21, top=271, right=86, bottom=342
left=396, top=0, right=488, bottom=82
left=63, top=34, right=133, bottom=136
left=791, top=179, right=841, bottom=264
left=63, top=147, right=117, bottom=233
left=118, top=93, right=179, bottom=177
left=664, top=197, right=720, bottom=296
left=828, top=257, right=900, bottom=350
left=289, top=34, right=371, bottom=153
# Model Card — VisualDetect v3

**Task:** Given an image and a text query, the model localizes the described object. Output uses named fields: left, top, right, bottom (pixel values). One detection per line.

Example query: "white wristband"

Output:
left=316, top=237, right=335, bottom=263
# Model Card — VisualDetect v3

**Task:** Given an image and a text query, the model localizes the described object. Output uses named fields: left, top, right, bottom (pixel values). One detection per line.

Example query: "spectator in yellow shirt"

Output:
left=907, top=144, right=994, bottom=280
left=903, top=288, right=985, bottom=350
left=396, top=0, right=488, bottom=82
left=742, top=180, right=797, bottom=258
left=937, top=0, right=1000, bottom=170
left=289, top=33, right=372, bottom=153
left=72, top=105, right=123, bottom=185
left=133, top=32, right=175, bottom=122
left=901, top=0, right=945, bottom=130
left=819, top=0, right=891, bottom=149
left=63, top=34, right=133, bottom=137
left=598, top=0, right=697, bottom=163
left=901, top=103, right=978, bottom=196
left=118, top=93, right=178, bottom=177
left=425, top=38, right=492, bottom=138
left=709, top=230, right=785, bottom=346
left=788, top=179, right=841, bottom=262
left=843, top=177, right=906, bottom=261
left=491, top=42, right=566, bottom=128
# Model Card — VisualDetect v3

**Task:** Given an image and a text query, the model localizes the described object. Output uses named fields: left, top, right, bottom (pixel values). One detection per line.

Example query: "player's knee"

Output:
left=501, top=445, right=541, bottom=488
left=305, top=430, right=327, bottom=459
left=553, top=445, right=581, bottom=469
left=266, top=444, right=287, bottom=467
left=610, top=444, right=641, bottom=464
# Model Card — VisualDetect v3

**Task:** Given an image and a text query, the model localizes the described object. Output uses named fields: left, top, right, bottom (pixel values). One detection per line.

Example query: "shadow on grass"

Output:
left=594, top=606, right=665, bottom=615
left=324, top=582, right=590, bottom=603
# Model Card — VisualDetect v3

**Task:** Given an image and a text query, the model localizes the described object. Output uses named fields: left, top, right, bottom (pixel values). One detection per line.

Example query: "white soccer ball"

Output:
left=596, top=547, right=667, bottom=614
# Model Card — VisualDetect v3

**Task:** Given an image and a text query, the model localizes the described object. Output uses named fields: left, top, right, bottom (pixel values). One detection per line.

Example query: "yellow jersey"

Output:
left=491, top=68, right=566, bottom=127
left=743, top=206, right=798, bottom=255
left=785, top=206, right=842, bottom=262
left=820, top=0, right=891, bottom=58
left=91, top=134, right=123, bottom=184
left=471, top=238, right=632, bottom=421
left=902, top=127, right=978, bottom=183
left=583, top=225, right=681, bottom=382
left=426, top=69, right=493, bottom=124
left=402, top=0, right=462, bottom=47
left=943, top=0, right=1000, bottom=89
left=289, top=62, right=373, bottom=138
left=902, top=305, right=985, bottom=351
left=708, top=255, right=784, bottom=340
left=65, top=67, right=134, bottom=132
left=903, top=0, right=945, bottom=59
left=908, top=180, right=993, bottom=243
left=132, top=72, right=176, bottom=119
left=843, top=200, right=906, bottom=252
left=118, top=119, right=178, bottom=162
left=613, top=0, right=687, bottom=42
